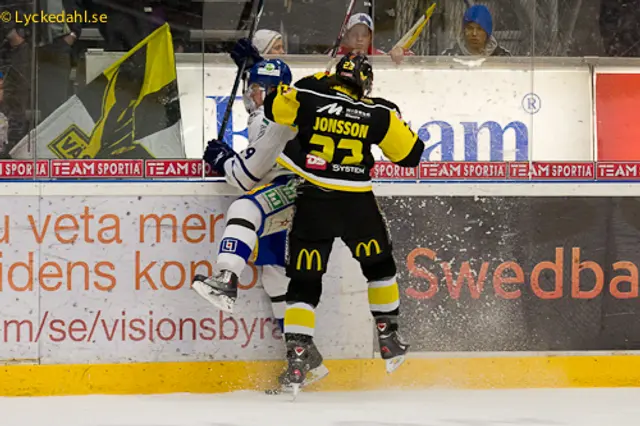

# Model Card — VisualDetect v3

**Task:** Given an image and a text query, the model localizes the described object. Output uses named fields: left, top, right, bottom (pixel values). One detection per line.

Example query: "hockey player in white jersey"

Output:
left=192, top=54, right=328, bottom=391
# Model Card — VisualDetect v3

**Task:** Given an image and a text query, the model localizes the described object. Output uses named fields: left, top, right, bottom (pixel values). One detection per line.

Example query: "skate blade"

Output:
left=304, top=364, right=329, bottom=386
left=385, top=355, right=406, bottom=373
left=291, top=383, right=301, bottom=401
left=265, top=366, right=328, bottom=396
left=192, top=281, right=235, bottom=313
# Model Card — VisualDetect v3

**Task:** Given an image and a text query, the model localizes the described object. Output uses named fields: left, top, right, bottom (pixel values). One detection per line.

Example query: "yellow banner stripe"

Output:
left=0, top=354, right=639, bottom=396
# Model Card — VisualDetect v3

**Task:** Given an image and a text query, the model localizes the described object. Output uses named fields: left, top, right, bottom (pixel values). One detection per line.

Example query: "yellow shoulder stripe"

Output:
left=377, top=110, right=418, bottom=163
left=271, top=84, right=300, bottom=128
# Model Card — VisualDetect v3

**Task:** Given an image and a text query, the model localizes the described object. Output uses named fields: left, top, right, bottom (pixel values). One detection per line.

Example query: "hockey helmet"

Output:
left=246, top=59, right=293, bottom=91
left=335, top=52, right=373, bottom=98
left=244, top=59, right=293, bottom=113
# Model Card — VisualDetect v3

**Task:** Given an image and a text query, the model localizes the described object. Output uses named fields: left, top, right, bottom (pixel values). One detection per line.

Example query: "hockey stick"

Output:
left=218, top=0, right=265, bottom=140
left=325, top=0, right=358, bottom=74
left=392, top=3, right=436, bottom=51
left=365, top=0, right=374, bottom=50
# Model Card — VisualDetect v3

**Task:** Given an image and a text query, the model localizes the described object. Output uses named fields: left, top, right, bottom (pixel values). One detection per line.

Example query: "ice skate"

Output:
left=304, top=363, right=330, bottom=387
left=266, top=364, right=329, bottom=396
left=267, top=339, right=329, bottom=395
left=280, top=335, right=317, bottom=399
left=192, top=271, right=238, bottom=313
left=376, top=316, right=409, bottom=373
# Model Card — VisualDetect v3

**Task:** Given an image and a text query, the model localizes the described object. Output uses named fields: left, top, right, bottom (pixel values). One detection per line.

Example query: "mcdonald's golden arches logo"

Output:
left=296, top=249, right=322, bottom=271
left=355, top=239, right=381, bottom=257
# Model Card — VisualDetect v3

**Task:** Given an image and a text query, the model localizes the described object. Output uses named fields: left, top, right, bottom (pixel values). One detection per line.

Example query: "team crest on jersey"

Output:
left=257, top=62, right=281, bottom=77
left=221, top=238, right=239, bottom=253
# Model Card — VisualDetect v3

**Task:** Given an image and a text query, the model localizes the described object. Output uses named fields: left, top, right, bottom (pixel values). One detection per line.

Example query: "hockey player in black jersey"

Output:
left=262, top=52, right=425, bottom=394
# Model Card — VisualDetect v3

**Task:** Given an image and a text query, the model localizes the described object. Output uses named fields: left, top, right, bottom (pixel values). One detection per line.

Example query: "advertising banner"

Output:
left=192, top=65, right=593, bottom=162
left=85, top=56, right=593, bottom=162
left=1, top=183, right=640, bottom=368
left=379, top=195, right=640, bottom=351
left=0, top=195, right=371, bottom=365
left=8, top=159, right=640, bottom=181
left=596, top=70, right=640, bottom=161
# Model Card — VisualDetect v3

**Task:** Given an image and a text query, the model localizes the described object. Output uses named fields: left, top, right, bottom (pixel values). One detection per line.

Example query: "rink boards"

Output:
left=1, top=181, right=640, bottom=396
left=5, top=353, right=640, bottom=396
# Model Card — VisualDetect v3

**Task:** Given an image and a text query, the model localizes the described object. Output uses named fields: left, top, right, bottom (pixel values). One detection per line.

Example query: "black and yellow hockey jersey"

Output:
left=263, top=72, right=424, bottom=192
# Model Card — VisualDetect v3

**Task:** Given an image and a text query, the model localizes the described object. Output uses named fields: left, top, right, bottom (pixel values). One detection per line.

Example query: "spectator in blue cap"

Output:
left=442, top=4, right=511, bottom=57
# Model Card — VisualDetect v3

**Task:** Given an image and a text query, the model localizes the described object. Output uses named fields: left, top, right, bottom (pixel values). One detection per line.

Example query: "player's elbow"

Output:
left=393, top=139, right=424, bottom=167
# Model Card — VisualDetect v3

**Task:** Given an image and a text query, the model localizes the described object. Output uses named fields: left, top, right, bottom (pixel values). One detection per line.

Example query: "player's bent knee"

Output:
left=361, top=255, right=397, bottom=282
left=286, top=277, right=322, bottom=308
left=226, top=198, right=262, bottom=230
left=262, top=265, right=289, bottom=298
left=286, top=263, right=325, bottom=280
left=285, top=250, right=327, bottom=283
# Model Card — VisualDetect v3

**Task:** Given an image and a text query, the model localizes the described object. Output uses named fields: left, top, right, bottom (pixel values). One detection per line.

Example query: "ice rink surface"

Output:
left=1, top=388, right=639, bottom=426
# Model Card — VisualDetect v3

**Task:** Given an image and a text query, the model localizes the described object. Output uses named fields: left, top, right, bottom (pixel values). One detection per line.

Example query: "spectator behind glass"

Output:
left=441, top=5, right=511, bottom=57
left=600, top=0, right=640, bottom=57
left=253, top=29, right=286, bottom=55
left=0, top=0, right=87, bottom=129
left=92, top=0, right=186, bottom=53
left=335, top=13, right=409, bottom=65
left=0, top=2, right=31, bottom=154
left=36, top=0, right=87, bottom=122
left=93, top=0, right=161, bottom=51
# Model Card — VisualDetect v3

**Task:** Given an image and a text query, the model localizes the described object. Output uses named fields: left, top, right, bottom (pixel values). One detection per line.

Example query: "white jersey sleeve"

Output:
left=223, top=107, right=297, bottom=191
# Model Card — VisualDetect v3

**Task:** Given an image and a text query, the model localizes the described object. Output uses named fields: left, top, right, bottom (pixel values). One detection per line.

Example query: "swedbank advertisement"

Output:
left=0, top=195, right=367, bottom=365
left=379, top=196, right=640, bottom=352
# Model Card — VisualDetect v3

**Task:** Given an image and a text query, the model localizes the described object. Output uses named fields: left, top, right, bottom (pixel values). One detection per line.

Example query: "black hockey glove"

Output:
left=203, top=139, right=236, bottom=176
left=230, top=38, right=264, bottom=71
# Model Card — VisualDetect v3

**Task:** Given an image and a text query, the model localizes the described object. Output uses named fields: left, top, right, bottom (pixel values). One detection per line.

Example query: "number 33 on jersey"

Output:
left=264, top=73, right=425, bottom=192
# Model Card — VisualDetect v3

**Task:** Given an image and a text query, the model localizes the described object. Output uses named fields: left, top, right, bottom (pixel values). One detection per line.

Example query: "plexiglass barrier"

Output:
left=0, top=0, right=637, bottom=178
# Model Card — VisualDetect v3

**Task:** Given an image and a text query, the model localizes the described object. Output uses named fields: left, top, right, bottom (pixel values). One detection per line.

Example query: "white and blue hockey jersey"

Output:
left=223, top=106, right=297, bottom=192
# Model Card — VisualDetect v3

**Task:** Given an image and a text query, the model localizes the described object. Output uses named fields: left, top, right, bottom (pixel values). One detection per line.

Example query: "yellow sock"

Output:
left=284, top=302, right=316, bottom=337
left=368, top=276, right=400, bottom=313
